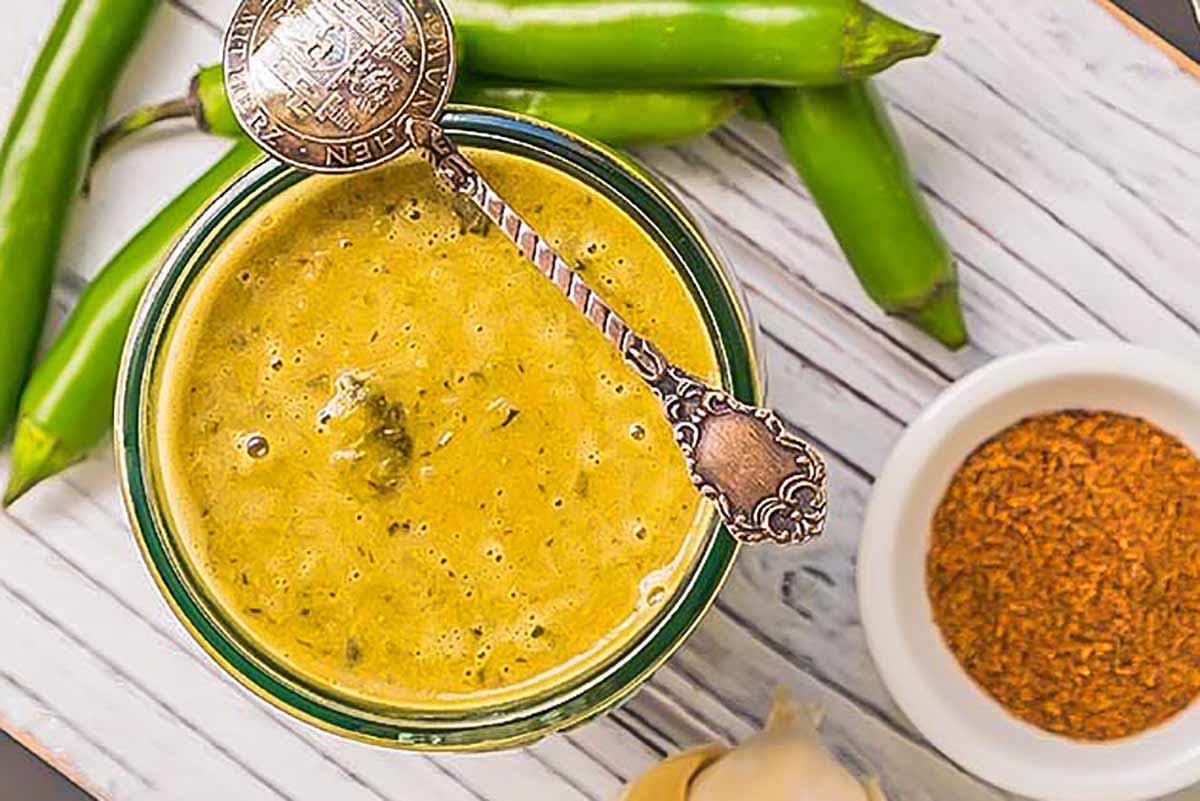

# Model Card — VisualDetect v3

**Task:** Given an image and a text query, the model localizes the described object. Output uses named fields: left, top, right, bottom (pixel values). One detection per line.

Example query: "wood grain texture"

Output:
left=3, top=0, right=1200, bottom=798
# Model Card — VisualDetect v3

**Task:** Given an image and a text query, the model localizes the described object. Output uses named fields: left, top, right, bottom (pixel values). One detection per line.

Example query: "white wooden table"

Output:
left=2, top=1, right=1198, bottom=799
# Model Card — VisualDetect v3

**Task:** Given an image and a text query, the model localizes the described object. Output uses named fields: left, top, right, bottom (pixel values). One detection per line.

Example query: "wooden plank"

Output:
left=881, top=0, right=1200, bottom=341
left=0, top=678, right=149, bottom=801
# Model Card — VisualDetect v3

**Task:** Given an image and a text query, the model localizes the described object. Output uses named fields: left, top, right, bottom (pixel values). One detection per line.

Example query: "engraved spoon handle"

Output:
left=406, top=118, right=828, bottom=546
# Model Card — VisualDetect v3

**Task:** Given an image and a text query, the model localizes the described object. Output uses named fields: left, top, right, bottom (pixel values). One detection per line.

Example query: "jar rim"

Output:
left=116, top=107, right=760, bottom=750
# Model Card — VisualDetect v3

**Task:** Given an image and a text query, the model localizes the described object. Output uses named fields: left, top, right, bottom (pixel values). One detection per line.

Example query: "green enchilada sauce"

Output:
left=153, top=149, right=721, bottom=709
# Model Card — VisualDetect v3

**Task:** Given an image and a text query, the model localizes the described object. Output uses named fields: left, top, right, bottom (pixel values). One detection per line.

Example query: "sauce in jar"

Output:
left=152, top=148, right=721, bottom=709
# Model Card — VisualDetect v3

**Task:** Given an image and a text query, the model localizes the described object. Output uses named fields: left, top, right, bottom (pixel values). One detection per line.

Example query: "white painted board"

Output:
left=2, top=1, right=1199, bottom=799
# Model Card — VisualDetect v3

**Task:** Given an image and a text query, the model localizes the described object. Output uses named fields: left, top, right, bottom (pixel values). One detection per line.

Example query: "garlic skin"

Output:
left=689, top=689, right=887, bottom=801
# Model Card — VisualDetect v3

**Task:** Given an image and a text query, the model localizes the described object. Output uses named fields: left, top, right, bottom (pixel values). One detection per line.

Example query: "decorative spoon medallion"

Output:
left=222, top=0, right=828, bottom=545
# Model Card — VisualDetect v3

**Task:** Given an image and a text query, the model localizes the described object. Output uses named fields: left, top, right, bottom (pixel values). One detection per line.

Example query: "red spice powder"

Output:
left=927, top=410, right=1200, bottom=740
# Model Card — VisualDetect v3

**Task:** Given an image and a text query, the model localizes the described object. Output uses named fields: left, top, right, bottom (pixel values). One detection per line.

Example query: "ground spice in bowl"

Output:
left=926, top=409, right=1200, bottom=741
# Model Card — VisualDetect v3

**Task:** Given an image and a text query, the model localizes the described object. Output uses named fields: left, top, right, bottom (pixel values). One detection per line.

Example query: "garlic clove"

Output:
left=615, top=744, right=726, bottom=801
left=688, top=688, right=886, bottom=801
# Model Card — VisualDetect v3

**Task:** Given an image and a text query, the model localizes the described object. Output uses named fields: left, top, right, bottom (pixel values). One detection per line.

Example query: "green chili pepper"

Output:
left=4, top=141, right=263, bottom=505
left=92, top=64, right=748, bottom=162
left=0, top=0, right=159, bottom=441
left=452, top=82, right=747, bottom=144
left=450, top=0, right=937, bottom=86
left=760, top=81, right=967, bottom=348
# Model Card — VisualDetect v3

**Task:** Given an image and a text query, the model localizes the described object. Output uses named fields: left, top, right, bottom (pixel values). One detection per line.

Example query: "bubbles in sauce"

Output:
left=244, top=433, right=270, bottom=459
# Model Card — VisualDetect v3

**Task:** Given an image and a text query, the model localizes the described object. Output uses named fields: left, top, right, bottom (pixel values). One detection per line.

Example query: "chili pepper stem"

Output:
left=3, top=418, right=75, bottom=506
left=843, top=7, right=940, bottom=79
left=90, top=97, right=193, bottom=169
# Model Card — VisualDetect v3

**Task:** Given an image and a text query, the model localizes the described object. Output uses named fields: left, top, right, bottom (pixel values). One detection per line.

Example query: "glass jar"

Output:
left=117, top=108, right=761, bottom=750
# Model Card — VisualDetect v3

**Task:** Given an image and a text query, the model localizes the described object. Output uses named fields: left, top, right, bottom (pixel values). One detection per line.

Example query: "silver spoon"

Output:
left=222, top=0, right=827, bottom=545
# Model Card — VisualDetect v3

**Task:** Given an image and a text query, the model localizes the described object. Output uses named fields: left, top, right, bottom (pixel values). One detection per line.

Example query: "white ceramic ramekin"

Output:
left=859, top=342, right=1200, bottom=801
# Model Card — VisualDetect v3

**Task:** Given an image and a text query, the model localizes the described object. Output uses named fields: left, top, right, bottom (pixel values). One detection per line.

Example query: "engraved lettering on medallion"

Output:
left=326, top=144, right=351, bottom=166
left=413, top=84, right=440, bottom=105
left=373, top=123, right=399, bottom=152
left=226, top=66, right=255, bottom=116
left=247, top=107, right=271, bottom=132
left=225, top=9, right=258, bottom=59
